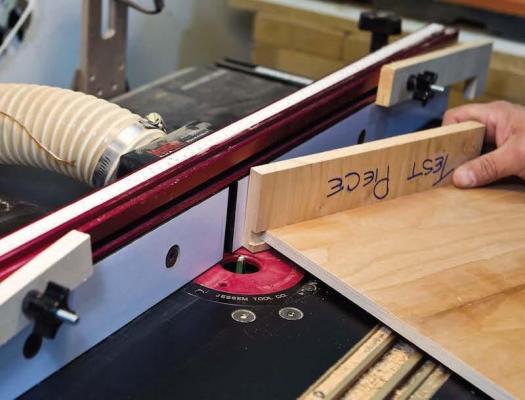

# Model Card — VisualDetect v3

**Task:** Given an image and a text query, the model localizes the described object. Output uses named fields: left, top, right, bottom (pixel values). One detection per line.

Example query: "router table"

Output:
left=0, top=23, right=495, bottom=399
left=17, top=63, right=486, bottom=400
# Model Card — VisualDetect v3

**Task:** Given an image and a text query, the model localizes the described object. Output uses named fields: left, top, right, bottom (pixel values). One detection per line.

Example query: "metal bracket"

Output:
left=73, top=0, right=128, bottom=98
left=376, top=40, right=492, bottom=107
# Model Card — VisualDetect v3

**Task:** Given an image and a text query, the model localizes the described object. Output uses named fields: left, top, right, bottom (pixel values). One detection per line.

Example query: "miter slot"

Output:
left=299, top=326, right=395, bottom=400
left=393, top=363, right=449, bottom=400
left=300, top=325, right=449, bottom=400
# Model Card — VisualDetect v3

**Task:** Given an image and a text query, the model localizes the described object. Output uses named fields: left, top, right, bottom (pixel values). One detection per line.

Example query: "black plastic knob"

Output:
left=22, top=282, right=78, bottom=358
left=359, top=10, right=402, bottom=52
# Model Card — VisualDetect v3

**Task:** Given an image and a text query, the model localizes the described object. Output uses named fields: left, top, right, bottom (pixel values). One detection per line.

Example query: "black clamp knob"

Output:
left=22, top=281, right=79, bottom=359
left=358, top=10, right=402, bottom=53
left=407, top=71, right=446, bottom=106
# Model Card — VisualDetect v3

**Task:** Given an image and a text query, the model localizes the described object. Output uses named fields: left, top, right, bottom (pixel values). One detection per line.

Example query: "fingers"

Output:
left=442, top=103, right=493, bottom=125
left=453, top=144, right=515, bottom=188
left=443, top=101, right=513, bottom=144
left=445, top=101, right=525, bottom=187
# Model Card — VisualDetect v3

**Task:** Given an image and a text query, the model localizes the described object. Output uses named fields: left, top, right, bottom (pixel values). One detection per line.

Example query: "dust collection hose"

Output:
left=0, top=84, right=165, bottom=187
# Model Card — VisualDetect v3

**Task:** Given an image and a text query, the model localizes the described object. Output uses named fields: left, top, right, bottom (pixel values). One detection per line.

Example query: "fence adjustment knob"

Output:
left=359, top=10, right=402, bottom=52
left=407, top=71, right=446, bottom=106
left=22, top=281, right=79, bottom=358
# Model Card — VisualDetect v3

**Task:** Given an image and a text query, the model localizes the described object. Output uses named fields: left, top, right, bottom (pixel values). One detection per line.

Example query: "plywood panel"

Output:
left=342, top=32, right=406, bottom=64
left=254, top=12, right=345, bottom=59
left=229, top=0, right=362, bottom=31
left=245, top=121, right=484, bottom=251
left=254, top=44, right=344, bottom=79
left=264, top=184, right=525, bottom=399
left=485, top=51, right=525, bottom=104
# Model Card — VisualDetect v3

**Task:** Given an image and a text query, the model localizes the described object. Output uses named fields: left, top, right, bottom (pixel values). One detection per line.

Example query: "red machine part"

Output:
left=194, top=247, right=304, bottom=295
left=0, top=27, right=458, bottom=281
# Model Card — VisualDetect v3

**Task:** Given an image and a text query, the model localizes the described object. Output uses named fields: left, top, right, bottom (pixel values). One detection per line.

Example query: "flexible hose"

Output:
left=0, top=84, right=164, bottom=186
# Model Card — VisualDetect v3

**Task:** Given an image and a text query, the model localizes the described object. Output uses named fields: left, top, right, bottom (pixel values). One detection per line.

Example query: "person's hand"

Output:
left=443, top=101, right=525, bottom=188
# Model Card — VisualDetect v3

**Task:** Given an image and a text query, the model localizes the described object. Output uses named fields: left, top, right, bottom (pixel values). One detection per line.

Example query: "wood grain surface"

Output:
left=264, top=184, right=525, bottom=399
left=244, top=121, right=484, bottom=251
left=0, top=230, right=93, bottom=345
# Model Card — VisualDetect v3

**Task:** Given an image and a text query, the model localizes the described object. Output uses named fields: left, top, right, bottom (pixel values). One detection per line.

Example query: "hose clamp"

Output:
left=92, top=122, right=151, bottom=187
left=140, top=112, right=167, bottom=133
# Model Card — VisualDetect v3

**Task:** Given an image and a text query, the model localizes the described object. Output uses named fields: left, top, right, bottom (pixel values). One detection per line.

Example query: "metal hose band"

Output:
left=92, top=122, right=156, bottom=187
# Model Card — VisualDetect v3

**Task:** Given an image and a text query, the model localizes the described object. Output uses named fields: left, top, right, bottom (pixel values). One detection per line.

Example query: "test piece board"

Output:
left=245, top=121, right=525, bottom=399
left=263, top=184, right=525, bottom=400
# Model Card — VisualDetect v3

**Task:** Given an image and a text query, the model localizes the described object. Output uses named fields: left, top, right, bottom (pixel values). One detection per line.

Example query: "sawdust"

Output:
left=335, top=327, right=393, bottom=376
left=343, top=342, right=415, bottom=400
left=300, top=326, right=394, bottom=400
left=407, top=366, right=450, bottom=400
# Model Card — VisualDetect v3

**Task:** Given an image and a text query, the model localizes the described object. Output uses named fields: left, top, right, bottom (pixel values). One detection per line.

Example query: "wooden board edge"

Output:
left=251, top=121, right=484, bottom=176
left=383, top=40, right=492, bottom=71
left=242, top=121, right=485, bottom=250
left=243, top=169, right=270, bottom=252
left=244, top=231, right=270, bottom=253
left=262, top=230, right=514, bottom=400
left=0, top=230, right=93, bottom=345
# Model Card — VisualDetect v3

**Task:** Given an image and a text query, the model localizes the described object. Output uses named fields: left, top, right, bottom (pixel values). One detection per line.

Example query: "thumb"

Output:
left=453, top=145, right=514, bottom=188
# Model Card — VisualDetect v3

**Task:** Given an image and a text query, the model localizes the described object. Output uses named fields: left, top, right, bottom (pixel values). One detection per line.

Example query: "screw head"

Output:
left=231, top=309, right=256, bottom=323
left=279, top=307, right=304, bottom=321
left=302, top=282, right=317, bottom=292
